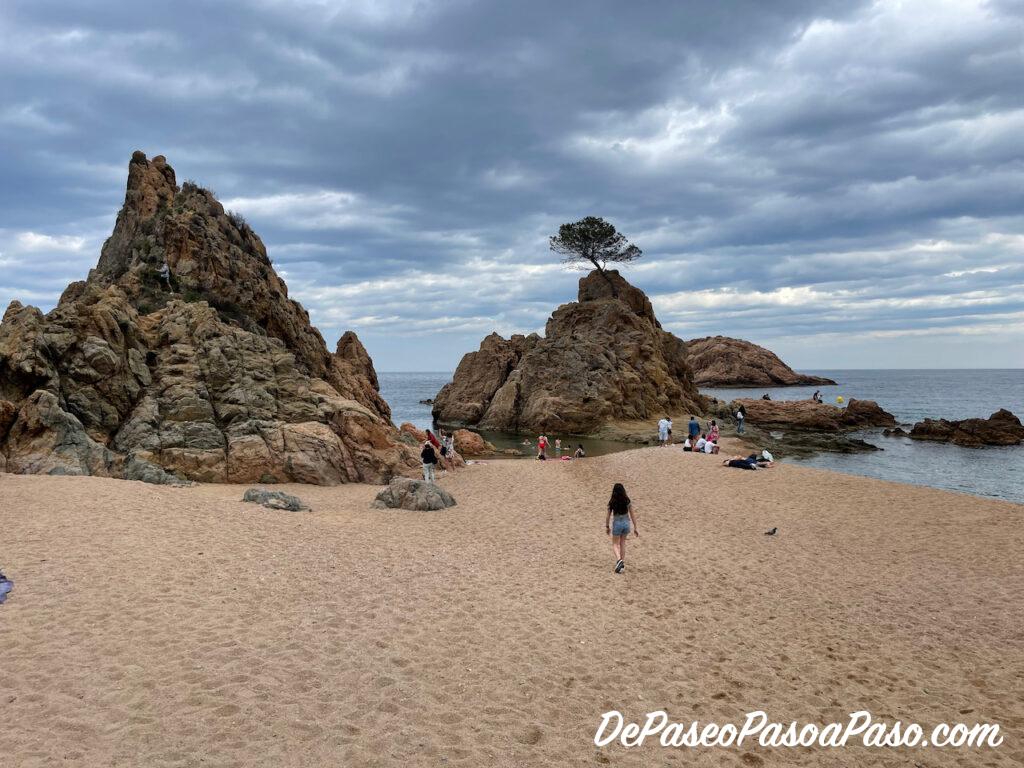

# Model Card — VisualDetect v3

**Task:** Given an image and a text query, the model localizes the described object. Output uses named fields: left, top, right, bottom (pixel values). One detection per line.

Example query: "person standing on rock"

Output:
left=736, top=405, right=746, bottom=435
left=421, top=440, right=439, bottom=483
left=606, top=483, right=639, bottom=574
left=707, top=420, right=720, bottom=443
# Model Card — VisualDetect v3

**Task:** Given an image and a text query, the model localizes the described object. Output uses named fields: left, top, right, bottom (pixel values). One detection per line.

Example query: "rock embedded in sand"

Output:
left=371, top=477, right=456, bottom=511
left=0, top=152, right=420, bottom=485
left=432, top=270, right=704, bottom=435
left=909, top=409, right=1024, bottom=447
left=242, top=488, right=310, bottom=511
left=685, top=335, right=836, bottom=387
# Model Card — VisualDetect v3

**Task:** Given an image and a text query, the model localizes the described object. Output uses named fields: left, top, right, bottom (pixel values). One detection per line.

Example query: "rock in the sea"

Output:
left=0, top=152, right=420, bottom=484
left=728, top=398, right=895, bottom=431
left=453, top=429, right=495, bottom=456
left=371, top=477, right=456, bottom=511
left=685, top=336, right=836, bottom=387
left=432, top=270, right=704, bottom=434
left=909, top=409, right=1024, bottom=447
left=242, top=488, right=310, bottom=511
left=883, top=427, right=908, bottom=437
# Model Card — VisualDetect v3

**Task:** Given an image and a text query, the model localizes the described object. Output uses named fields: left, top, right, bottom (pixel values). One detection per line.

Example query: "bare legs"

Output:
left=611, top=534, right=627, bottom=563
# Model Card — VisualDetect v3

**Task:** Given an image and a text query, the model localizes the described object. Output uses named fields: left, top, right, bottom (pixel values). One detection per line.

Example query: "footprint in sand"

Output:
left=517, top=725, right=544, bottom=745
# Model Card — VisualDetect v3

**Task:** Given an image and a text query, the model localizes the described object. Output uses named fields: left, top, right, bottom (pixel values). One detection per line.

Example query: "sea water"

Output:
left=380, top=370, right=1024, bottom=504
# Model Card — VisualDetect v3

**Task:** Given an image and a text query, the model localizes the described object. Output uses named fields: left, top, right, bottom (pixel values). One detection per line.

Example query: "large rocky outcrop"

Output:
left=728, top=398, right=896, bottom=431
left=686, top=336, right=836, bottom=387
left=0, top=152, right=419, bottom=484
left=707, top=397, right=896, bottom=457
left=909, top=409, right=1024, bottom=447
left=432, top=270, right=705, bottom=435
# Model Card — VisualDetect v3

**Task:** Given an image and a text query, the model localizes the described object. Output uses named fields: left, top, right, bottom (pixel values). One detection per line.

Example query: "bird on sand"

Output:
left=764, top=527, right=777, bottom=536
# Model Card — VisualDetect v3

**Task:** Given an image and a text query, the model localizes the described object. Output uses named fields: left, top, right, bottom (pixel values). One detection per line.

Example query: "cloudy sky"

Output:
left=1, top=0, right=1022, bottom=371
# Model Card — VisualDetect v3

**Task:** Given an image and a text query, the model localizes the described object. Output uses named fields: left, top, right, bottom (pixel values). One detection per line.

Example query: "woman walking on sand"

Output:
left=606, top=483, right=639, bottom=574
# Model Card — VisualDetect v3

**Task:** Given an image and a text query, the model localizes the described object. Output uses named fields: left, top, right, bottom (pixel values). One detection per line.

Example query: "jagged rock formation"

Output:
left=686, top=336, right=836, bottom=387
left=0, top=151, right=418, bottom=484
left=910, top=409, right=1024, bottom=447
left=432, top=270, right=705, bottom=435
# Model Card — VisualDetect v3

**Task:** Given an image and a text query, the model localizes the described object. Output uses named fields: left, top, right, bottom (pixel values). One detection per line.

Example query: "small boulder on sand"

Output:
left=372, top=477, right=456, bottom=511
left=242, top=488, right=310, bottom=511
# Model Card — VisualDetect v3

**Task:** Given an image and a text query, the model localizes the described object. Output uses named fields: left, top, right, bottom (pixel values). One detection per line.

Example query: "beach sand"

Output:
left=1, top=448, right=1022, bottom=767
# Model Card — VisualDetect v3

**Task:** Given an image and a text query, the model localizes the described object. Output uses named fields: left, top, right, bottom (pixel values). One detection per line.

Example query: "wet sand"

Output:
left=1, top=447, right=1022, bottom=767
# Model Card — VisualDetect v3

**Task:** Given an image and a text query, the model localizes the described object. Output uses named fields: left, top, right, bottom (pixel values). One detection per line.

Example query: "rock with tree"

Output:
left=686, top=336, right=836, bottom=387
left=0, top=151, right=419, bottom=484
left=549, top=216, right=642, bottom=298
left=432, top=269, right=705, bottom=436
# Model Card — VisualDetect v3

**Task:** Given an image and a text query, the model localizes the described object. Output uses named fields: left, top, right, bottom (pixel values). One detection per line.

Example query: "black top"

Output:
left=421, top=445, right=438, bottom=464
left=608, top=497, right=631, bottom=516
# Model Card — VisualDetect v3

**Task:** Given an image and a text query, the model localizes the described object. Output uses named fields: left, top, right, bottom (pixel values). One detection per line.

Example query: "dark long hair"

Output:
left=608, top=483, right=631, bottom=515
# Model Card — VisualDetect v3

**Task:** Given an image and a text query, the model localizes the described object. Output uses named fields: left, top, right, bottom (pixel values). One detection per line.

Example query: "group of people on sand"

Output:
left=657, top=415, right=723, bottom=453
left=524, top=435, right=585, bottom=461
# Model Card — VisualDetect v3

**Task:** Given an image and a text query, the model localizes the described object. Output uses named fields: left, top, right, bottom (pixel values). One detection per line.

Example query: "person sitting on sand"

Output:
left=695, top=433, right=708, bottom=452
left=682, top=437, right=692, bottom=452
left=707, top=420, right=719, bottom=443
left=421, top=440, right=439, bottom=482
left=704, top=439, right=720, bottom=455
left=574, top=444, right=586, bottom=459
left=606, top=482, right=639, bottom=574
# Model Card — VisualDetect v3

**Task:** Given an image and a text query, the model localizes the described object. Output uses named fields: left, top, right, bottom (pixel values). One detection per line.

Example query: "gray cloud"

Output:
left=1, top=0, right=1022, bottom=370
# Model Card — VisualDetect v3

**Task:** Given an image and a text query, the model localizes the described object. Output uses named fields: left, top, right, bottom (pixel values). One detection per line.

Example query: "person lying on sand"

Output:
left=723, top=455, right=759, bottom=470
left=606, top=483, right=639, bottom=574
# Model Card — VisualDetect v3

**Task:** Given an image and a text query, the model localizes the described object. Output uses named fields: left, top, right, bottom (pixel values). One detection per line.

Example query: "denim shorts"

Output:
left=611, top=515, right=631, bottom=536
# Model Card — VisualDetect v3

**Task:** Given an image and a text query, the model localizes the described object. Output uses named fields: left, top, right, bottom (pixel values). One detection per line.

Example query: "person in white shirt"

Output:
left=694, top=434, right=708, bottom=452
left=704, top=439, right=719, bottom=454
left=682, top=437, right=693, bottom=452
left=657, top=416, right=670, bottom=446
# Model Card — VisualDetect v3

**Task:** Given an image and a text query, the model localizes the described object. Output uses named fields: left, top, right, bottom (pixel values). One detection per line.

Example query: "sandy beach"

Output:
left=1, top=449, right=1022, bottom=767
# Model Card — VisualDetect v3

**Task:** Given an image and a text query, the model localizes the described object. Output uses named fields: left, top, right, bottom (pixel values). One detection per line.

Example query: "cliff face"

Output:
left=0, top=152, right=418, bottom=484
left=686, top=335, right=836, bottom=387
left=432, top=270, right=705, bottom=435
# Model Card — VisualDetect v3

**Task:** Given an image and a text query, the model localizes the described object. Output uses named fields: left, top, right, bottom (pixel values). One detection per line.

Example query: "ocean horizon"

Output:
left=380, top=368, right=1024, bottom=504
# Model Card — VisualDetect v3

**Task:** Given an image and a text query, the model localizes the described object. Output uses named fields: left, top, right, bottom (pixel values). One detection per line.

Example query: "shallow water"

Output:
left=380, top=370, right=1024, bottom=504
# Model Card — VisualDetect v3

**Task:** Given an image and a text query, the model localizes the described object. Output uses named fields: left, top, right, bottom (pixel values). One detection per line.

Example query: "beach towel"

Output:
left=0, top=572, right=13, bottom=604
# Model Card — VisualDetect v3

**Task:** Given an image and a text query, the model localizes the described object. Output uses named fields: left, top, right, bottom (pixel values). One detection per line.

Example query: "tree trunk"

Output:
left=590, top=260, right=618, bottom=298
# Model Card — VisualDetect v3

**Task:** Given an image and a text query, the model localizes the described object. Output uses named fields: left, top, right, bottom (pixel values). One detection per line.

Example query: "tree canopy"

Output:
left=549, top=216, right=641, bottom=296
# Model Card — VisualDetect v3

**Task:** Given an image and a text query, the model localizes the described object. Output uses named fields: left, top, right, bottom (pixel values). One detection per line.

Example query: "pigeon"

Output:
left=764, top=527, right=778, bottom=536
